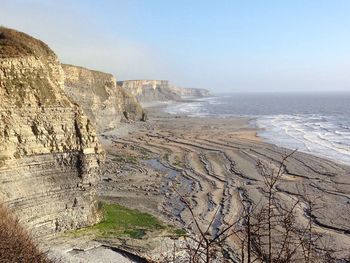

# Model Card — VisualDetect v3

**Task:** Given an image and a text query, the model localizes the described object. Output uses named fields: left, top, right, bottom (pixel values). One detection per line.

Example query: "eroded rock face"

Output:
left=0, top=27, right=103, bottom=238
left=117, top=80, right=180, bottom=103
left=62, top=64, right=145, bottom=133
left=169, top=86, right=210, bottom=98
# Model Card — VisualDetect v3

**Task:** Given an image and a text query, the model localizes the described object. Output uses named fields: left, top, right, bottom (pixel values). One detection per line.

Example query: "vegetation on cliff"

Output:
left=0, top=27, right=72, bottom=108
left=0, top=26, right=103, bottom=238
left=0, top=203, right=53, bottom=263
left=0, top=27, right=54, bottom=58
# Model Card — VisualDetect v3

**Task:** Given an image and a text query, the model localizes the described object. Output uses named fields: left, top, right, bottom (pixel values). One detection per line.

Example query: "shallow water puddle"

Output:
left=143, top=159, right=193, bottom=221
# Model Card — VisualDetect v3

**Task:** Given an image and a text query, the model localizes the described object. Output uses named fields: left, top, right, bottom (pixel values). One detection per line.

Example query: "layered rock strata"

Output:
left=0, top=27, right=103, bottom=238
left=169, top=86, right=210, bottom=98
left=117, top=80, right=180, bottom=103
left=62, top=64, right=146, bottom=133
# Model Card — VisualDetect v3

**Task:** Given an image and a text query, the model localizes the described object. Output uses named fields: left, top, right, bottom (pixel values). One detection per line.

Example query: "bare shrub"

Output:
left=0, top=203, right=54, bottom=263
left=171, top=189, right=242, bottom=263
left=164, top=151, right=343, bottom=263
left=241, top=150, right=339, bottom=263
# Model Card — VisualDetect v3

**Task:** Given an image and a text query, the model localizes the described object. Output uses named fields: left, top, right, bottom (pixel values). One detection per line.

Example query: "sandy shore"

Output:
left=97, top=106, right=350, bottom=260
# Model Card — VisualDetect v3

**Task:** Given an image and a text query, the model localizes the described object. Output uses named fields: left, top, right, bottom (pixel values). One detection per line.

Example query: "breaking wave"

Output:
left=164, top=93, right=350, bottom=164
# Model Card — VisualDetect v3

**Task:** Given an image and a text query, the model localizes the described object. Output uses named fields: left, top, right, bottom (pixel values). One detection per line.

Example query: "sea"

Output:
left=164, top=93, right=350, bottom=165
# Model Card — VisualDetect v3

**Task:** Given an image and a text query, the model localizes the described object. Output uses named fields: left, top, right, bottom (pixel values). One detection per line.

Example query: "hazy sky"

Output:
left=1, top=0, right=350, bottom=93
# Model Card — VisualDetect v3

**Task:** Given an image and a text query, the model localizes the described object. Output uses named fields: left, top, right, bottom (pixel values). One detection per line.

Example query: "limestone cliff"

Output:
left=169, top=86, right=210, bottom=98
left=62, top=64, right=145, bottom=133
left=0, top=27, right=103, bottom=238
left=117, top=80, right=180, bottom=103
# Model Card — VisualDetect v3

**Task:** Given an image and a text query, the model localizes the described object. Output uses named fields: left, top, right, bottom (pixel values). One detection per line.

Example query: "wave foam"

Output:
left=163, top=95, right=350, bottom=164
left=257, top=115, right=350, bottom=164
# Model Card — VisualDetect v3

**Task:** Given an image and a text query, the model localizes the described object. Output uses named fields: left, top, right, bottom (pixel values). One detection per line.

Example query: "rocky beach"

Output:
left=95, top=105, right=350, bottom=261
left=1, top=25, right=350, bottom=263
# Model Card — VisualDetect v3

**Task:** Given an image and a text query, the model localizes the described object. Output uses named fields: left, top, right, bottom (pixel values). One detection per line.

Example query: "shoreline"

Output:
left=99, top=107, right=350, bottom=259
left=45, top=105, right=350, bottom=261
left=150, top=102, right=350, bottom=166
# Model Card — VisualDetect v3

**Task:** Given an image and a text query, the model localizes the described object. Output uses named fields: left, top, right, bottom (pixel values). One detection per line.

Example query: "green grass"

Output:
left=172, top=228, right=187, bottom=236
left=97, top=203, right=164, bottom=235
left=123, top=229, right=146, bottom=239
left=70, top=203, right=187, bottom=240
left=72, top=203, right=165, bottom=239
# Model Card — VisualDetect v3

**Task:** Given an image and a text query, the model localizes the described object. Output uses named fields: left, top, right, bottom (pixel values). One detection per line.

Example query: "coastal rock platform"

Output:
left=100, top=107, right=350, bottom=260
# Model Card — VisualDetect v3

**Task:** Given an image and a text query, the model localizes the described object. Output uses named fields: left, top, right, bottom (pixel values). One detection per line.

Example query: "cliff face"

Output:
left=117, top=80, right=180, bottom=103
left=169, top=86, right=210, bottom=98
left=62, top=64, right=145, bottom=133
left=117, top=80, right=209, bottom=103
left=0, top=27, right=103, bottom=238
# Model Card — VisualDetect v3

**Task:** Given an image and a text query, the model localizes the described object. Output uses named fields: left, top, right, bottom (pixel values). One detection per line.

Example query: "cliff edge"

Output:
left=117, top=80, right=181, bottom=103
left=62, top=64, right=146, bottom=133
left=0, top=27, right=103, bottom=238
left=169, top=86, right=210, bottom=98
left=118, top=80, right=210, bottom=103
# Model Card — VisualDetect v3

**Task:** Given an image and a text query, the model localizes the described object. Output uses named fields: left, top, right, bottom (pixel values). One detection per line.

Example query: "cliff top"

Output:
left=62, top=64, right=114, bottom=78
left=0, top=27, right=54, bottom=59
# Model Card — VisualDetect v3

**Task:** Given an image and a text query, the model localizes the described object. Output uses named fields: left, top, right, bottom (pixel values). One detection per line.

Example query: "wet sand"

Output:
left=99, top=107, right=350, bottom=260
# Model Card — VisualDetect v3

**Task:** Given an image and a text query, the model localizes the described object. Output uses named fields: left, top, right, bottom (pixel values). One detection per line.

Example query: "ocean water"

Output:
left=164, top=93, right=350, bottom=165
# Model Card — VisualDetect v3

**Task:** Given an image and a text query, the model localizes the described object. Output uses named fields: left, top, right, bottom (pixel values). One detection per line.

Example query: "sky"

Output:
left=1, top=0, right=350, bottom=93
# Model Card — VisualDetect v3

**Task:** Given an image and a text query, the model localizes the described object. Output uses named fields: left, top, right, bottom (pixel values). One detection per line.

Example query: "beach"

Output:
left=2, top=4, right=350, bottom=262
left=98, top=106, right=350, bottom=260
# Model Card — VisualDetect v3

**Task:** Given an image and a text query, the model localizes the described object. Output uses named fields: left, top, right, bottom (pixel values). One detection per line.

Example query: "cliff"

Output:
left=62, top=64, right=146, bottom=133
left=117, top=80, right=181, bottom=103
left=169, top=86, right=210, bottom=98
left=117, top=80, right=210, bottom=103
left=0, top=27, right=103, bottom=238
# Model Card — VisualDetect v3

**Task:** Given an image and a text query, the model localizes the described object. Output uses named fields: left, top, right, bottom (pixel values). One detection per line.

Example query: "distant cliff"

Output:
left=0, top=27, right=103, bottom=237
left=118, top=80, right=210, bottom=103
left=117, top=80, right=180, bottom=103
left=169, top=86, right=210, bottom=98
left=62, top=64, right=146, bottom=133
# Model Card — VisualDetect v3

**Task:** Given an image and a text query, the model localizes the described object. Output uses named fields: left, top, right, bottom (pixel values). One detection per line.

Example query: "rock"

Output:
left=117, top=80, right=181, bottom=103
left=117, top=80, right=210, bottom=103
left=0, top=27, right=103, bottom=238
left=168, top=85, right=210, bottom=98
left=62, top=64, right=146, bottom=133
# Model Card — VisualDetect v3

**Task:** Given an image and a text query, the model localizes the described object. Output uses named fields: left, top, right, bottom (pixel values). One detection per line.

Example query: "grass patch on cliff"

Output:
left=0, top=27, right=54, bottom=58
left=70, top=203, right=186, bottom=240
